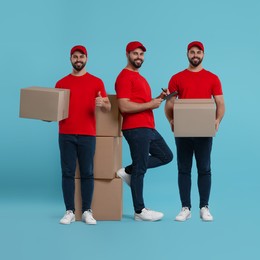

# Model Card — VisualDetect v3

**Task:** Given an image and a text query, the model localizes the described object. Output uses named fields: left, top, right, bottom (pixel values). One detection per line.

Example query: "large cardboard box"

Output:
left=19, top=87, right=70, bottom=121
left=96, top=95, right=122, bottom=137
left=75, top=178, right=123, bottom=221
left=174, top=99, right=216, bottom=137
left=75, top=137, right=122, bottom=179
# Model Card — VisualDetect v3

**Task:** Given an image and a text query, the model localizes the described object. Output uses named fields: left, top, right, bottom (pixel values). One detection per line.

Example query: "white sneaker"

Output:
left=134, top=208, right=164, bottom=221
left=60, top=210, right=75, bottom=225
left=200, top=206, right=213, bottom=221
left=175, top=207, right=191, bottom=222
left=116, top=168, right=131, bottom=186
left=82, top=210, right=97, bottom=225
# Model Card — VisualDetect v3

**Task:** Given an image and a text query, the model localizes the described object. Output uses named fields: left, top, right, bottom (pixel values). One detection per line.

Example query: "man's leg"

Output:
left=148, top=129, right=173, bottom=168
left=175, top=137, right=194, bottom=209
left=59, top=134, right=77, bottom=211
left=77, top=135, right=96, bottom=212
left=194, top=137, right=213, bottom=208
left=123, top=128, right=151, bottom=213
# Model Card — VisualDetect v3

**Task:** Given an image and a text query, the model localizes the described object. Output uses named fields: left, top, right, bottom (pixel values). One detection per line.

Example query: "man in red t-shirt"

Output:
left=56, top=45, right=111, bottom=225
left=115, top=41, right=173, bottom=221
left=165, top=41, right=225, bottom=222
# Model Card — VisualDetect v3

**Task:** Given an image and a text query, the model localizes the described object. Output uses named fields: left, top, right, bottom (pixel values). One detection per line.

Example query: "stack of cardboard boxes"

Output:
left=20, top=89, right=123, bottom=221
left=74, top=95, right=123, bottom=221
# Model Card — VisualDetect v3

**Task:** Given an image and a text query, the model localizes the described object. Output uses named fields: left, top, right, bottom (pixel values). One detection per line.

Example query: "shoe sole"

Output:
left=200, top=216, right=213, bottom=222
left=175, top=214, right=191, bottom=222
left=60, top=218, right=75, bottom=225
left=134, top=215, right=164, bottom=222
left=82, top=217, right=97, bottom=225
left=83, top=221, right=97, bottom=225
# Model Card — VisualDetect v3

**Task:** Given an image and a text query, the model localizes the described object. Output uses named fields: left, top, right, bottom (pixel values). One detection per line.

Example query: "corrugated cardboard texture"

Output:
left=75, top=137, right=122, bottom=179
left=19, top=87, right=70, bottom=121
left=174, top=99, right=216, bottom=137
left=96, top=95, right=122, bottom=137
left=75, top=178, right=123, bottom=221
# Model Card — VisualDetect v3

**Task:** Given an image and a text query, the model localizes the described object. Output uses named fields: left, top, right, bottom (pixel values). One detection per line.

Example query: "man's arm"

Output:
left=164, top=96, right=176, bottom=132
left=118, top=98, right=163, bottom=113
left=214, top=95, right=225, bottom=131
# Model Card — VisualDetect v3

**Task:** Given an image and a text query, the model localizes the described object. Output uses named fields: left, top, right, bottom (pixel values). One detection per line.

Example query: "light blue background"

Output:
left=1, top=0, right=259, bottom=259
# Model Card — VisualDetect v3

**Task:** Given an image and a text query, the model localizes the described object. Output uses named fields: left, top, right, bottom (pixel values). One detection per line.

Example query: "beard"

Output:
left=188, top=56, right=203, bottom=67
left=129, top=57, right=144, bottom=68
left=72, top=61, right=86, bottom=71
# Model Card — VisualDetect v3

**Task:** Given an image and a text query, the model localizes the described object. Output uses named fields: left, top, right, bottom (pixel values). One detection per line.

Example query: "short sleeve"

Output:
left=168, top=75, right=178, bottom=93
left=115, top=75, right=132, bottom=99
left=212, top=75, right=223, bottom=96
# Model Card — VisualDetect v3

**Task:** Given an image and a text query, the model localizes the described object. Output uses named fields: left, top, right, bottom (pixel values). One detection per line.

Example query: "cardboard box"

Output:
left=96, top=95, right=122, bottom=137
left=174, top=99, right=216, bottom=137
left=75, top=137, right=122, bottom=179
left=94, top=137, right=122, bottom=179
left=19, top=87, right=70, bottom=121
left=75, top=178, right=123, bottom=221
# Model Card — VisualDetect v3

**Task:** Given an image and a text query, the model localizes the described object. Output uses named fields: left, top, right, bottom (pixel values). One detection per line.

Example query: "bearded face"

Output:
left=129, top=55, right=144, bottom=68
left=187, top=47, right=204, bottom=68
left=188, top=55, right=203, bottom=67
left=71, top=60, right=86, bottom=71
left=70, top=51, right=87, bottom=72
left=127, top=48, right=145, bottom=69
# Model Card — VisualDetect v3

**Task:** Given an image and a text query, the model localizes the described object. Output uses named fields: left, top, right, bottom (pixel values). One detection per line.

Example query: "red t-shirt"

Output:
left=55, top=72, right=107, bottom=135
left=115, top=69, right=155, bottom=130
left=168, top=69, right=223, bottom=98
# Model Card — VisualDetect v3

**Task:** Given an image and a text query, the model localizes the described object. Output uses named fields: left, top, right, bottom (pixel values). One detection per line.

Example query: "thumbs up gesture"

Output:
left=95, top=91, right=104, bottom=107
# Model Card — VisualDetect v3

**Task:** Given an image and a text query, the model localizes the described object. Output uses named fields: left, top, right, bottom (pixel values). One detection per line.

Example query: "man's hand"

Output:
left=157, top=88, right=169, bottom=99
left=170, top=119, right=174, bottom=132
left=95, top=91, right=104, bottom=107
left=215, top=119, right=220, bottom=131
left=96, top=91, right=111, bottom=112
left=150, top=98, right=163, bottom=109
left=214, top=95, right=225, bottom=132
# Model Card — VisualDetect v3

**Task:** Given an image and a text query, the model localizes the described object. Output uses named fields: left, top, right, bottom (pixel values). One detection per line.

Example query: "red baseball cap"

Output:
left=187, top=41, right=204, bottom=52
left=126, top=41, right=146, bottom=52
left=70, top=45, right=87, bottom=56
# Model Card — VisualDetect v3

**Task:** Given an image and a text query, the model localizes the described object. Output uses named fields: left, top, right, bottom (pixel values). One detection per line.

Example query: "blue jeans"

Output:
left=123, top=128, right=173, bottom=213
left=175, top=137, right=212, bottom=209
left=59, top=134, right=96, bottom=212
